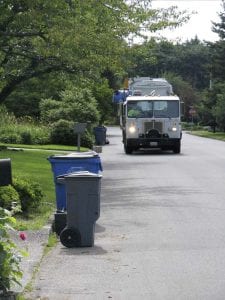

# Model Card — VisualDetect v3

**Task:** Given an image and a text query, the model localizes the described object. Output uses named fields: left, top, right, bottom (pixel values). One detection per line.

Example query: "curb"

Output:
left=10, top=219, right=53, bottom=294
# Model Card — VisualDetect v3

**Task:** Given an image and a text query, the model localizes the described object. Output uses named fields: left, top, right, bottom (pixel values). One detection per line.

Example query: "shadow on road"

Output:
left=132, top=149, right=177, bottom=155
left=59, top=245, right=108, bottom=256
left=95, top=223, right=105, bottom=233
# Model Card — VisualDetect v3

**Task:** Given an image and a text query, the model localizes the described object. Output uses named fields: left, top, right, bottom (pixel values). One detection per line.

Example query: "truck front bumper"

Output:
left=126, top=137, right=180, bottom=149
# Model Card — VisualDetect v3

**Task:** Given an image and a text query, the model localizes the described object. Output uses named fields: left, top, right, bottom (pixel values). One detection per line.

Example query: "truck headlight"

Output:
left=172, top=127, right=177, bottom=132
left=128, top=125, right=136, bottom=133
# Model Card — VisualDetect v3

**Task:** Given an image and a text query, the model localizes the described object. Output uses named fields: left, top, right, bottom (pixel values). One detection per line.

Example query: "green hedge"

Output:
left=0, top=177, right=44, bottom=214
left=12, top=177, right=44, bottom=213
left=50, top=119, right=93, bottom=148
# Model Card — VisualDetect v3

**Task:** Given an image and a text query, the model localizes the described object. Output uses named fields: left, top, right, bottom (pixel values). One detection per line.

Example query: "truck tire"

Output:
left=124, top=144, right=133, bottom=154
left=173, top=141, right=181, bottom=154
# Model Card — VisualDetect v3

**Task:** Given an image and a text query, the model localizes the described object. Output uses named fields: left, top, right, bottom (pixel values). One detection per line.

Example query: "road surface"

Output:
left=28, top=128, right=225, bottom=300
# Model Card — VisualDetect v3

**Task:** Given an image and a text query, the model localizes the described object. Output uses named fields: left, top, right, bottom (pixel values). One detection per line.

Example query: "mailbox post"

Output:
left=74, top=123, right=87, bottom=152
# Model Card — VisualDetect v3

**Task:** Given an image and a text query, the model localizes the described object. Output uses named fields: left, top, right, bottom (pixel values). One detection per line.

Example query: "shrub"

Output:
left=0, top=133, right=22, bottom=144
left=17, top=124, right=50, bottom=145
left=50, top=119, right=75, bottom=145
left=12, top=177, right=44, bottom=213
left=0, top=185, right=20, bottom=212
left=33, top=133, right=50, bottom=145
left=0, top=178, right=44, bottom=214
left=40, top=86, right=100, bottom=124
left=20, top=131, right=32, bottom=144
left=0, top=105, right=51, bottom=145
left=0, top=208, right=24, bottom=294
left=50, top=119, right=94, bottom=148
left=0, top=105, right=16, bottom=127
left=80, top=130, right=94, bottom=149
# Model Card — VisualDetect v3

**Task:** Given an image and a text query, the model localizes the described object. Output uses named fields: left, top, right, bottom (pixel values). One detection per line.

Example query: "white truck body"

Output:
left=129, top=77, right=173, bottom=96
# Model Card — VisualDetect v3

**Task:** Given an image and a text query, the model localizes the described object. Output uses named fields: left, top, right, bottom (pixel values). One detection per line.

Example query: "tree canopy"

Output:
left=0, top=0, right=188, bottom=104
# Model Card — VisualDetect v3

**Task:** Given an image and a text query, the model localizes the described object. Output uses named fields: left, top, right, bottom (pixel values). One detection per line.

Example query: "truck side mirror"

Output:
left=180, top=102, right=184, bottom=117
left=0, top=158, right=12, bottom=186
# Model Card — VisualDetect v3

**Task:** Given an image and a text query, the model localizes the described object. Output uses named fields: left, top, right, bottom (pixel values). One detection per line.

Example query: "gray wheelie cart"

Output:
left=57, top=171, right=102, bottom=248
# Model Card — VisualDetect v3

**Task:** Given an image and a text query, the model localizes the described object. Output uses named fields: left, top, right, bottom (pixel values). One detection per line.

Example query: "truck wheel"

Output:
left=124, top=144, right=133, bottom=154
left=60, top=227, right=81, bottom=248
left=173, top=142, right=181, bottom=154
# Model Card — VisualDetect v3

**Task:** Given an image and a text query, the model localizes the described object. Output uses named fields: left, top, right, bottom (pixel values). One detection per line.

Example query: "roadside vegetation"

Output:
left=187, top=130, right=225, bottom=142
left=182, top=122, right=225, bottom=142
left=0, top=147, right=69, bottom=297
left=1, top=0, right=225, bottom=295
left=0, top=1, right=186, bottom=293
left=0, top=148, right=59, bottom=229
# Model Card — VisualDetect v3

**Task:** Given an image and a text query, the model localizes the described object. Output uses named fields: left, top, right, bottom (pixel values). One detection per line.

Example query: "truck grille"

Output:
left=144, top=121, right=163, bottom=134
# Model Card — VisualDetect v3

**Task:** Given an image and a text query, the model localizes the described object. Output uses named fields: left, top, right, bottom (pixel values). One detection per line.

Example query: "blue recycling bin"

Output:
left=48, top=151, right=102, bottom=211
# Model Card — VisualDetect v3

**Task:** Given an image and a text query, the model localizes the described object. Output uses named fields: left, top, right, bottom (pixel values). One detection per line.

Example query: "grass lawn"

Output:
left=188, top=130, right=225, bottom=141
left=0, top=148, right=70, bottom=230
left=0, top=142, right=87, bottom=152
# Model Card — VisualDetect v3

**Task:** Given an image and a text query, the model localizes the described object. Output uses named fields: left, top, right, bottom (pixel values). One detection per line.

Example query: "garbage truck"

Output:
left=114, top=77, right=182, bottom=154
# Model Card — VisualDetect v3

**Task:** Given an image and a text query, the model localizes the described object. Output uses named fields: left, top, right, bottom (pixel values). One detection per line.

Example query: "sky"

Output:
left=150, top=0, right=222, bottom=42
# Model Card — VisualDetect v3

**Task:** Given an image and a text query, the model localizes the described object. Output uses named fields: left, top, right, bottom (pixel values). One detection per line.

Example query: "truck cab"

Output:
left=121, top=95, right=182, bottom=154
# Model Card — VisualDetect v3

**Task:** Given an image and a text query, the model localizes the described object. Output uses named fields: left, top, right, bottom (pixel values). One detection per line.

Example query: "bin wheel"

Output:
left=60, top=227, right=81, bottom=248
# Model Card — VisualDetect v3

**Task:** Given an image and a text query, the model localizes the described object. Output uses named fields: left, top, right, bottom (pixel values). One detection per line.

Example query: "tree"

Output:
left=166, top=72, right=200, bottom=121
left=91, top=79, right=114, bottom=124
left=199, top=82, right=225, bottom=131
left=200, top=0, right=225, bottom=129
left=126, top=37, right=210, bottom=90
left=126, top=39, right=178, bottom=78
left=0, top=1, right=72, bottom=103
left=40, top=86, right=100, bottom=124
left=213, top=89, right=225, bottom=131
left=4, top=72, right=67, bottom=117
left=211, top=0, right=225, bottom=81
left=197, top=82, right=225, bottom=129
left=212, top=0, right=225, bottom=39
left=175, top=38, right=211, bottom=90
left=0, top=0, right=188, bottom=105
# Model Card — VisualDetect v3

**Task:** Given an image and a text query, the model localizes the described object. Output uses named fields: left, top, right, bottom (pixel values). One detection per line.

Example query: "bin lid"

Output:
left=67, top=171, right=102, bottom=178
left=48, top=151, right=99, bottom=160
left=58, top=171, right=102, bottom=179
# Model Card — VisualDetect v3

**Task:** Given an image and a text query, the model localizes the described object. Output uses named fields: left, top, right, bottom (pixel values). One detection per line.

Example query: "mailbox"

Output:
left=0, top=158, right=12, bottom=186
left=74, top=123, right=87, bottom=134
left=74, top=123, right=87, bottom=152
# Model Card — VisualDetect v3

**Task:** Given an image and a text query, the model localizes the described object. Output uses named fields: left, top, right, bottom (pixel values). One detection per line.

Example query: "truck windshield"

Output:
left=127, top=100, right=179, bottom=118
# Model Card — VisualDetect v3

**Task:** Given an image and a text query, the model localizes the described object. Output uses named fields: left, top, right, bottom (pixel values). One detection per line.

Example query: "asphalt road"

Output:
left=28, top=127, right=225, bottom=300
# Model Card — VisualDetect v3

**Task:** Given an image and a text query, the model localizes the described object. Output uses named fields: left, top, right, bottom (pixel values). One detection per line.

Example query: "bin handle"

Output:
left=56, top=177, right=65, bottom=184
